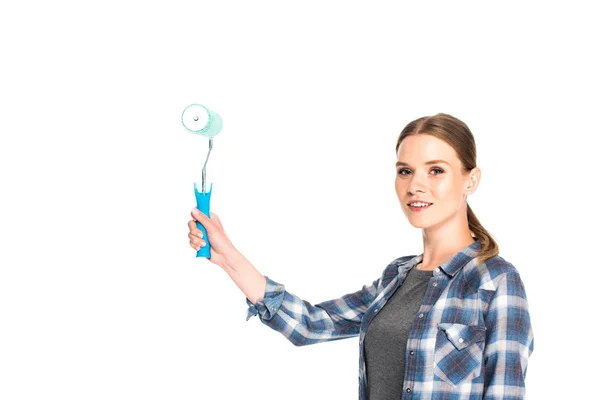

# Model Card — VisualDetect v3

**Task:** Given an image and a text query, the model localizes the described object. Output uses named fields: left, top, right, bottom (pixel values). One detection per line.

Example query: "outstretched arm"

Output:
left=188, top=208, right=402, bottom=347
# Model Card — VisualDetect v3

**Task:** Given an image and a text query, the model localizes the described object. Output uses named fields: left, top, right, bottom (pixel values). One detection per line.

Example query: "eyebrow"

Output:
left=395, top=159, right=450, bottom=168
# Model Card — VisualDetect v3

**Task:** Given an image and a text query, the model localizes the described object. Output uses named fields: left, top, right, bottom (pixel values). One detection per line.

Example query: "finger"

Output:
left=187, top=225, right=203, bottom=239
left=191, top=209, right=213, bottom=231
left=188, top=232, right=206, bottom=245
left=187, top=220, right=204, bottom=238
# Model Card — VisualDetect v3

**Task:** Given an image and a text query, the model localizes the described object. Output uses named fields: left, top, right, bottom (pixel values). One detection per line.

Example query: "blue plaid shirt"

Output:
left=246, top=239, right=534, bottom=399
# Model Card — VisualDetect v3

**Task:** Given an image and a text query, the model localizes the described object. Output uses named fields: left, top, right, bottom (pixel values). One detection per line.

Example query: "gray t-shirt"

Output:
left=364, top=266, right=433, bottom=400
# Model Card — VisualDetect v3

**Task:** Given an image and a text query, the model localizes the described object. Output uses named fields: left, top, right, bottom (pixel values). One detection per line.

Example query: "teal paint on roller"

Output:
left=181, top=104, right=222, bottom=259
left=181, top=103, right=222, bottom=138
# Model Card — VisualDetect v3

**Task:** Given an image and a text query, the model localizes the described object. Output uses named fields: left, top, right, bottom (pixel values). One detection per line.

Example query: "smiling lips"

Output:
left=408, top=202, right=432, bottom=212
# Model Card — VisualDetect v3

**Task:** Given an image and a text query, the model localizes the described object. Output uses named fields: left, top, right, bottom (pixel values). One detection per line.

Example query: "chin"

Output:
left=405, top=213, right=438, bottom=229
left=403, top=214, right=426, bottom=228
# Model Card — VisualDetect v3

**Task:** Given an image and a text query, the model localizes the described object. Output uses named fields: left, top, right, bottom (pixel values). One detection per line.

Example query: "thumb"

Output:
left=191, top=208, right=211, bottom=226
left=210, top=212, right=224, bottom=230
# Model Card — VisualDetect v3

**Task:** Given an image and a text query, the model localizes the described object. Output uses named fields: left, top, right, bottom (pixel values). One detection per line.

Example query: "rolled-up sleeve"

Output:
left=246, top=276, right=286, bottom=321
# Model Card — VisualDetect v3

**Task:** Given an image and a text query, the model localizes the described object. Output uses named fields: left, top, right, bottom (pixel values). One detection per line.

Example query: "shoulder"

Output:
left=463, top=254, right=525, bottom=293
left=480, top=254, right=521, bottom=279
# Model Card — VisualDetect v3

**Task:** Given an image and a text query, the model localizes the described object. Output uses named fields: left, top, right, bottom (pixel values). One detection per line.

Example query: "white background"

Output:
left=1, top=1, right=598, bottom=399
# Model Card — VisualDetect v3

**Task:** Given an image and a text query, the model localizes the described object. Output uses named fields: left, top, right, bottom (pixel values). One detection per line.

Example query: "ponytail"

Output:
left=467, top=203, right=499, bottom=264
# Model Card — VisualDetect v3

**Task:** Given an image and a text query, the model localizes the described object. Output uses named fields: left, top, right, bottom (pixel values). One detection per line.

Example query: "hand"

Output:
left=188, top=208, right=236, bottom=267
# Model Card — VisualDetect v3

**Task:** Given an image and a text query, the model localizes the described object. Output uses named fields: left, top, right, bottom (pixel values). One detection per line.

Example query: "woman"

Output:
left=187, top=113, right=534, bottom=400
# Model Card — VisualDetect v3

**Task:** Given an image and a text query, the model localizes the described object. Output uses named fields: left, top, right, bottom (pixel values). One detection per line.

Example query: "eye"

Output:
left=397, top=167, right=445, bottom=176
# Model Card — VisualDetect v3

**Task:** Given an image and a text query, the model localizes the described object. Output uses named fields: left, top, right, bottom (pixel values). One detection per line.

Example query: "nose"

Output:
left=408, top=174, right=427, bottom=195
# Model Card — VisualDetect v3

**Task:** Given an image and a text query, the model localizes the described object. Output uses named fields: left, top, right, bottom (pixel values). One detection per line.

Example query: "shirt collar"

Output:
left=400, top=238, right=482, bottom=277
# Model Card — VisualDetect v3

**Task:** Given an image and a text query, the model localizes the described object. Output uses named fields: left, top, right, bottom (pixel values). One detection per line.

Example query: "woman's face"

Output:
left=395, top=134, right=479, bottom=229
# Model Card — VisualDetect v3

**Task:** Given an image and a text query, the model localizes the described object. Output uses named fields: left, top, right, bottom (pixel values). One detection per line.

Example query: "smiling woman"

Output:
left=187, top=113, right=534, bottom=400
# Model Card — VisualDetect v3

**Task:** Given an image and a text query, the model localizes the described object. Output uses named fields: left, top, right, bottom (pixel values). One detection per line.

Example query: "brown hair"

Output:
left=395, top=113, right=499, bottom=265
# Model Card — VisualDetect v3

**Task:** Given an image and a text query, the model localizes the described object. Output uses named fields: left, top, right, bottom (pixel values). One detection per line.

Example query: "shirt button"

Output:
left=458, top=337, right=464, bottom=343
left=410, top=350, right=415, bottom=355
left=406, top=388, right=411, bottom=393
left=432, top=282, right=438, bottom=287
left=271, top=307, right=276, bottom=311
left=418, top=313, right=424, bottom=318
left=374, top=308, right=379, bottom=313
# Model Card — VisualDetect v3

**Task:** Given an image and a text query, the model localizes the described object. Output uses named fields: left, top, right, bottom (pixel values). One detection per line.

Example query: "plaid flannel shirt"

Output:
left=246, top=239, right=534, bottom=399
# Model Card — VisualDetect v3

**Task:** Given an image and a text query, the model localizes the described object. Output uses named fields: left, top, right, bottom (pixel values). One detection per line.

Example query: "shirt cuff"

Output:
left=245, top=275, right=285, bottom=321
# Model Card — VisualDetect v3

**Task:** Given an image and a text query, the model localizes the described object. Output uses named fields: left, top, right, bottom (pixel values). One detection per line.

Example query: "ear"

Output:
left=464, top=167, right=481, bottom=195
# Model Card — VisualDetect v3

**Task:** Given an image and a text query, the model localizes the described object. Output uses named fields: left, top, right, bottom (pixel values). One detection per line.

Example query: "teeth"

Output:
left=410, top=202, right=430, bottom=207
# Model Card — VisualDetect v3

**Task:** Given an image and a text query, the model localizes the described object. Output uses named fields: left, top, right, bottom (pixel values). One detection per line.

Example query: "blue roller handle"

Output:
left=194, top=182, right=212, bottom=258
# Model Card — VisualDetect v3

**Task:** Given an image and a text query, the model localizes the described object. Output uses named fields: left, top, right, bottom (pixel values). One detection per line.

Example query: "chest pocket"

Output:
left=433, top=323, right=486, bottom=387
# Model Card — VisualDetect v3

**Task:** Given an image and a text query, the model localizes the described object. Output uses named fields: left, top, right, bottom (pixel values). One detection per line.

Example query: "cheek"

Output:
left=430, top=179, right=460, bottom=200
left=395, top=178, right=402, bottom=192
left=434, top=179, right=452, bottom=193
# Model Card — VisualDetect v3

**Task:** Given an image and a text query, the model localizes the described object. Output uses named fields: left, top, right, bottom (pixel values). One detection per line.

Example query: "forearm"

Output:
left=222, top=248, right=267, bottom=305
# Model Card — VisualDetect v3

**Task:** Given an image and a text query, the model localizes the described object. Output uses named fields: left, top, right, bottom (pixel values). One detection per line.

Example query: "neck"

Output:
left=416, top=207, right=475, bottom=271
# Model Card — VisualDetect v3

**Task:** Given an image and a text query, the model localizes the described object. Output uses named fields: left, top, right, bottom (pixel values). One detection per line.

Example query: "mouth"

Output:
left=407, top=203, right=433, bottom=212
